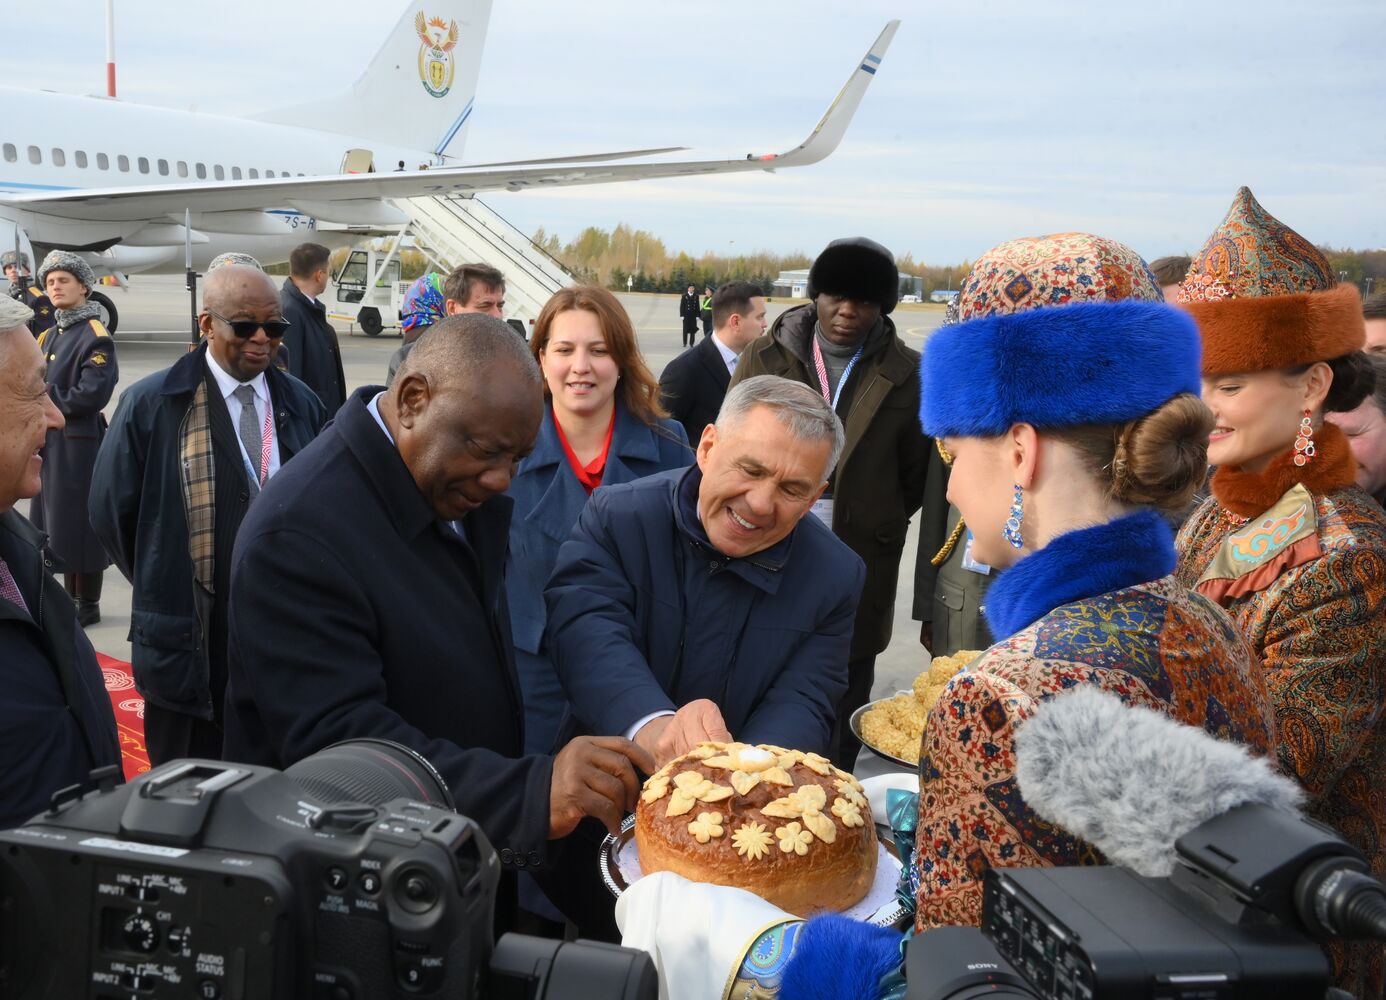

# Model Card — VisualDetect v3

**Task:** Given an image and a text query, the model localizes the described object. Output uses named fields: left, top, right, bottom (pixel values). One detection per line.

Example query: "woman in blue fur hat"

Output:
left=615, top=297, right=1281, bottom=1000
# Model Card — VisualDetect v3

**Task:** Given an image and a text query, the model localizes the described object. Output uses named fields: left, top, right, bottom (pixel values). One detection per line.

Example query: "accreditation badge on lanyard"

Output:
left=809, top=336, right=863, bottom=531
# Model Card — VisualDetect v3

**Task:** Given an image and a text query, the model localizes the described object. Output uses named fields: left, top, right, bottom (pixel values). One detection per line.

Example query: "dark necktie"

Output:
left=233, top=384, right=262, bottom=496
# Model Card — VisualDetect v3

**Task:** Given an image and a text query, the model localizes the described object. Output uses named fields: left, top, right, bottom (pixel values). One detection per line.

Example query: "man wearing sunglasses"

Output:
left=90, top=264, right=327, bottom=765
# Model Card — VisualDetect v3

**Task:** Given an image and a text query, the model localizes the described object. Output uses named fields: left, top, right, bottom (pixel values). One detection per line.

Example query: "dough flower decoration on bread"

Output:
left=761, top=784, right=835, bottom=842
left=833, top=778, right=867, bottom=810
left=776, top=821, right=814, bottom=856
left=688, top=811, right=725, bottom=844
left=666, top=769, right=735, bottom=817
left=831, top=796, right=865, bottom=828
left=641, top=774, right=671, bottom=803
left=731, top=821, right=774, bottom=861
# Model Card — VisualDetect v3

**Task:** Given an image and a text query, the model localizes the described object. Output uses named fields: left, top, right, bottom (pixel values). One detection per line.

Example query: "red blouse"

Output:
left=554, top=407, right=616, bottom=495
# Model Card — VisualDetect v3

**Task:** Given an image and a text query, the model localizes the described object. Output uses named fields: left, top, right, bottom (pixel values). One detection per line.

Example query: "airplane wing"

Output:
left=0, top=22, right=898, bottom=226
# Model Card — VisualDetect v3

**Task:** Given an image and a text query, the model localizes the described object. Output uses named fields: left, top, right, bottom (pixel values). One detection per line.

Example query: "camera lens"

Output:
left=284, top=739, right=455, bottom=811
left=490, top=934, right=658, bottom=1000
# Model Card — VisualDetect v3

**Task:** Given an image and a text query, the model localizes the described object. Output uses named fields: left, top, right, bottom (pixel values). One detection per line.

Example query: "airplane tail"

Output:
left=251, top=0, right=491, bottom=159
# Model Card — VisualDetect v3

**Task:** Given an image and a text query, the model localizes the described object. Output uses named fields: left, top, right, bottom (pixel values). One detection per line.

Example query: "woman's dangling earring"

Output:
left=1293, top=409, right=1315, bottom=467
left=1003, top=484, right=1025, bottom=549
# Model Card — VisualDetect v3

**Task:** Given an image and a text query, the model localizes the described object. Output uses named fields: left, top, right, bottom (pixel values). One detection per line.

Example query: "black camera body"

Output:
left=906, top=802, right=1386, bottom=1000
left=0, top=756, right=499, bottom=999
left=907, top=866, right=1329, bottom=1000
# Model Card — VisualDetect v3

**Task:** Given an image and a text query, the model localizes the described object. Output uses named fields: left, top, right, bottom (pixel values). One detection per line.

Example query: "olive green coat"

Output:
left=730, top=305, right=930, bottom=661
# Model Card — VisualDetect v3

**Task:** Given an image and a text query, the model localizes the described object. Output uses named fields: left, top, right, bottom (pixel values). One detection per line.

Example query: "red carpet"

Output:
left=96, top=653, right=150, bottom=780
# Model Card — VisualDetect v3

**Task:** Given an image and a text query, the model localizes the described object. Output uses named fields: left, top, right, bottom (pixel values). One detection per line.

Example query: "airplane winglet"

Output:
left=758, top=20, right=900, bottom=168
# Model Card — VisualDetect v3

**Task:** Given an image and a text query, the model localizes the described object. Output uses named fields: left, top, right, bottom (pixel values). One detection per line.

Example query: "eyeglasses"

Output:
left=207, top=309, right=291, bottom=339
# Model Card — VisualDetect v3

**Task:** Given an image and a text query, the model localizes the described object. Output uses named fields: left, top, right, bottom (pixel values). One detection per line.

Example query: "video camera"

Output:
left=907, top=803, right=1386, bottom=999
left=0, top=741, right=658, bottom=999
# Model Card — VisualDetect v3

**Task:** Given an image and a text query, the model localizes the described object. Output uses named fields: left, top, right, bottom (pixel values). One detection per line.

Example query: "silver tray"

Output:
left=600, top=814, right=910, bottom=927
left=850, top=696, right=919, bottom=770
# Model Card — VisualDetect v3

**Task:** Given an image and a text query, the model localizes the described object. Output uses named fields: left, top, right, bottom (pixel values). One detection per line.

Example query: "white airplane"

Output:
left=0, top=1, right=898, bottom=282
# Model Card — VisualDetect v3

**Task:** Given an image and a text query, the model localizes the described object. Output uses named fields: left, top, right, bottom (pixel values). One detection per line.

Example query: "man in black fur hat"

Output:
left=731, top=237, right=931, bottom=765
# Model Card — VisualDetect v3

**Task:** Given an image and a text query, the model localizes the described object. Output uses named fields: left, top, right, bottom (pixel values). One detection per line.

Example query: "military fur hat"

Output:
left=0, top=294, right=34, bottom=331
left=920, top=300, right=1202, bottom=439
left=1, top=250, right=28, bottom=271
left=807, top=237, right=899, bottom=315
left=38, top=250, right=96, bottom=291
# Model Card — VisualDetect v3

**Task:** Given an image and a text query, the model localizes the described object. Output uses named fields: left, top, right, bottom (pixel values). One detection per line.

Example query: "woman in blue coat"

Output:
left=508, top=285, right=691, bottom=755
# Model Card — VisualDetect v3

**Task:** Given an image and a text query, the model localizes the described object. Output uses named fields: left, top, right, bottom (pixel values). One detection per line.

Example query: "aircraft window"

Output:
left=96, top=152, right=109, bottom=170
left=214, top=165, right=225, bottom=180
left=248, top=168, right=259, bottom=178
left=195, top=163, right=206, bottom=179
left=75, top=150, right=88, bottom=168
left=138, top=156, right=150, bottom=174
left=27, top=145, right=40, bottom=164
left=2, top=144, right=14, bottom=163
left=231, top=166, right=242, bottom=180
left=176, top=161, right=188, bottom=178
left=157, top=159, right=169, bottom=176
left=51, top=148, right=65, bottom=166
left=117, top=155, right=129, bottom=172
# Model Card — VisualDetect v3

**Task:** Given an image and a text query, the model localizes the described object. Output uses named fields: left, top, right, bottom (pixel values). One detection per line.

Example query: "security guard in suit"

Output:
left=3, top=250, right=53, bottom=337
left=29, top=250, right=117, bottom=626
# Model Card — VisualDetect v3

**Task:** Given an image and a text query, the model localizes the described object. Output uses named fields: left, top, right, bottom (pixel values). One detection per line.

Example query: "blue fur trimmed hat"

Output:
left=920, top=300, right=1202, bottom=438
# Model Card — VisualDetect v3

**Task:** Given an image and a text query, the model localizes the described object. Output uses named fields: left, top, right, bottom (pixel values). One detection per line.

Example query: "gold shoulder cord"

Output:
left=930, top=439, right=966, bottom=566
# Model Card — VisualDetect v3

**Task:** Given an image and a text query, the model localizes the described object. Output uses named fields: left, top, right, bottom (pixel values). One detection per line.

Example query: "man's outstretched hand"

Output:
left=634, top=699, right=733, bottom=768
left=548, top=735, right=657, bottom=839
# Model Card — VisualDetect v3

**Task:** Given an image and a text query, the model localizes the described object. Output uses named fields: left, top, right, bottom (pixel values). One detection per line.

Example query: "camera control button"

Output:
left=358, top=871, right=381, bottom=896
left=527, top=850, right=541, bottom=867
left=397, top=871, right=439, bottom=914
left=397, top=959, right=425, bottom=991
left=121, top=913, right=159, bottom=953
left=197, top=980, right=221, bottom=999
left=325, top=867, right=349, bottom=892
left=499, top=848, right=514, bottom=865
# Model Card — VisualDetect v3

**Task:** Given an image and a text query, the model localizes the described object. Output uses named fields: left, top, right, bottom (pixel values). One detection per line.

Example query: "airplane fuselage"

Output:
left=0, top=86, right=429, bottom=273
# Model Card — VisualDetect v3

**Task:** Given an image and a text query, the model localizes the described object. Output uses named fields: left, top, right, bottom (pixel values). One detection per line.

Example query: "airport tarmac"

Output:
left=81, top=276, right=947, bottom=703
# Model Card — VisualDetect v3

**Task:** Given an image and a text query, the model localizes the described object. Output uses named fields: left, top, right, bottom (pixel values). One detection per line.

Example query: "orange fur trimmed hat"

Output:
left=1178, top=187, right=1364, bottom=375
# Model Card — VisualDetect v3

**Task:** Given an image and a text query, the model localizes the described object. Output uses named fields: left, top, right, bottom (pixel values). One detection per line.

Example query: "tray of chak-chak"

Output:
left=600, top=741, right=908, bottom=927
left=853, top=650, right=985, bottom=768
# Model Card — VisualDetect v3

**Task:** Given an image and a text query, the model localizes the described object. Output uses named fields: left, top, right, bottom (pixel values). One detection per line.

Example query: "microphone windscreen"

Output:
left=1015, top=686, right=1301, bottom=877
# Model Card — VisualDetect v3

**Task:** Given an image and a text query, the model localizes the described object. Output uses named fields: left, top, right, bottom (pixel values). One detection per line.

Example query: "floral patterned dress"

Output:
left=1176, top=425, right=1386, bottom=1000
left=913, top=512, right=1277, bottom=931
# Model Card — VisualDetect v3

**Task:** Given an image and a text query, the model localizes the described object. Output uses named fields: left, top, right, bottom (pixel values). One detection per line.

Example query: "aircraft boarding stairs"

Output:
left=391, top=194, right=573, bottom=333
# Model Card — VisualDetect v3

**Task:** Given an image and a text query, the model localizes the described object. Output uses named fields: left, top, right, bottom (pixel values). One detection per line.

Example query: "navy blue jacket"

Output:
left=280, top=278, right=346, bottom=411
left=222, top=388, right=553, bottom=874
left=506, top=400, right=690, bottom=656
left=544, top=467, right=866, bottom=756
left=89, top=343, right=326, bottom=717
left=0, top=508, right=120, bottom=828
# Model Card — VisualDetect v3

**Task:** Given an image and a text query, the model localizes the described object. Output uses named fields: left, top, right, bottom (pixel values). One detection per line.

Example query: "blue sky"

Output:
left=5, top=1, right=1383, bottom=264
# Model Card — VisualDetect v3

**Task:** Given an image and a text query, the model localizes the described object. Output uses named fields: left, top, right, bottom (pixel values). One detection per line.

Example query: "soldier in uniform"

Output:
left=3, top=250, right=53, bottom=337
left=29, top=250, right=117, bottom=626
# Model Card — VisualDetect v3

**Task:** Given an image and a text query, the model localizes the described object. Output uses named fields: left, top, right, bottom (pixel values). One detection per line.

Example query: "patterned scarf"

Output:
left=54, top=300, right=102, bottom=328
left=179, top=379, right=217, bottom=592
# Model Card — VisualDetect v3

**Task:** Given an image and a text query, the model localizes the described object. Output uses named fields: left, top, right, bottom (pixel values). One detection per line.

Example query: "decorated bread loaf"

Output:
left=634, top=741, right=876, bottom=914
